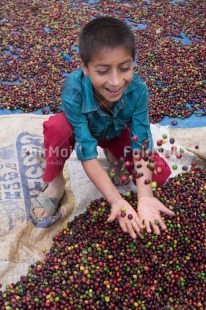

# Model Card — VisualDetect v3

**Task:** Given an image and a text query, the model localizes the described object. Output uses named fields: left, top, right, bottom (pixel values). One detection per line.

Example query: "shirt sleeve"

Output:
left=61, top=76, right=98, bottom=161
left=130, top=84, right=153, bottom=151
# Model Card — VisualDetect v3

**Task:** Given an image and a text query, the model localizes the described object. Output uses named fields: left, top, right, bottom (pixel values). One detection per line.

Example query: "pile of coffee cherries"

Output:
left=0, top=167, right=205, bottom=309
left=1, top=0, right=205, bottom=121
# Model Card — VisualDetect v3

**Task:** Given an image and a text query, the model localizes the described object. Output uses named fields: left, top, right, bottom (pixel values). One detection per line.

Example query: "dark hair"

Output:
left=79, top=16, right=136, bottom=66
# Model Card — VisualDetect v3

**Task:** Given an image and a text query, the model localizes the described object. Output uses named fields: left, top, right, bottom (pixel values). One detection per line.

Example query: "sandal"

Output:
left=30, top=190, right=63, bottom=228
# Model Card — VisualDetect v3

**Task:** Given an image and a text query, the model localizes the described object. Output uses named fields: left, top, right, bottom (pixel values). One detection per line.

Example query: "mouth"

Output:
left=105, top=87, right=122, bottom=95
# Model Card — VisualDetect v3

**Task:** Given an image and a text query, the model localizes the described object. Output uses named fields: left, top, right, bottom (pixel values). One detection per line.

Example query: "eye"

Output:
left=97, top=70, right=108, bottom=75
left=120, top=67, right=130, bottom=72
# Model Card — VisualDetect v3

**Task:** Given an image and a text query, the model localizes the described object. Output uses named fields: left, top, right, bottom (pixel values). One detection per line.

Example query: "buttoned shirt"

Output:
left=61, top=68, right=153, bottom=161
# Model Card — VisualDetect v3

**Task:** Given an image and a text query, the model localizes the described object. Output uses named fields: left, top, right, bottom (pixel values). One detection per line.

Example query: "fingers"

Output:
left=148, top=217, right=167, bottom=235
left=107, top=209, right=120, bottom=223
left=159, top=204, right=175, bottom=216
left=142, top=219, right=152, bottom=234
left=139, top=217, right=150, bottom=233
left=126, top=223, right=137, bottom=239
left=119, top=219, right=128, bottom=234
left=140, top=216, right=167, bottom=235
left=131, top=220, right=143, bottom=238
left=107, top=214, right=116, bottom=223
left=158, top=217, right=167, bottom=230
left=151, top=221, right=161, bottom=235
left=119, top=217, right=142, bottom=239
left=108, top=204, right=145, bottom=239
left=134, top=215, right=145, bottom=229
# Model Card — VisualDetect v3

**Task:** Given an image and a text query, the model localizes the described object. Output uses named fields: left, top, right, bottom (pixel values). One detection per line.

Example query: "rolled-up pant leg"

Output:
left=43, top=112, right=74, bottom=183
left=98, top=127, right=171, bottom=187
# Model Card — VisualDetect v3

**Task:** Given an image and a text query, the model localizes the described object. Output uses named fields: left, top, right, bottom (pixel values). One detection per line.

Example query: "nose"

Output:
left=108, top=70, right=121, bottom=87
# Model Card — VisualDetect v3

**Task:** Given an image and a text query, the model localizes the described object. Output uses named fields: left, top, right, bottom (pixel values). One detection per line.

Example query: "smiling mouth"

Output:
left=105, top=87, right=122, bottom=94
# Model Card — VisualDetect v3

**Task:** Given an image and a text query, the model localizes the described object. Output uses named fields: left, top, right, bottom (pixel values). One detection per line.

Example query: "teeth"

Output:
left=107, top=87, right=121, bottom=93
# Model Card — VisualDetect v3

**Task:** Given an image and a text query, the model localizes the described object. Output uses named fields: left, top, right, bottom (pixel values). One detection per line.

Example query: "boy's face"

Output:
left=82, top=47, right=134, bottom=107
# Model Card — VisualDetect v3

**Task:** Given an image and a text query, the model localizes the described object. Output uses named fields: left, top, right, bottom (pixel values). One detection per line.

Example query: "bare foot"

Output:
left=33, top=172, right=65, bottom=218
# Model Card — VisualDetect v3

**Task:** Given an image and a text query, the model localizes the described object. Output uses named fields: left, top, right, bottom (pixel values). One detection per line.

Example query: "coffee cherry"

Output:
left=172, top=164, right=178, bottom=170
left=171, top=121, right=178, bottom=126
left=148, top=162, right=155, bottom=170
left=157, top=139, right=163, bottom=146
left=176, top=153, right=182, bottom=159
left=121, top=212, right=126, bottom=217
left=151, top=181, right=157, bottom=189
left=125, top=191, right=131, bottom=197
left=121, top=207, right=126, bottom=212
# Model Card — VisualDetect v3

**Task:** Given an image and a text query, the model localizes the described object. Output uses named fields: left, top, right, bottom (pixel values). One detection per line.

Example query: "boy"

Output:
left=31, top=17, right=174, bottom=239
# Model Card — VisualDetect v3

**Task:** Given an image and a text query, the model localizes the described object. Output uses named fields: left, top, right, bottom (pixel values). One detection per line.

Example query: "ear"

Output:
left=81, top=60, right=89, bottom=76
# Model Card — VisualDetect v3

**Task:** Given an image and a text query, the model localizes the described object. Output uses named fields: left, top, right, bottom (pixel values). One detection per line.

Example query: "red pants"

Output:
left=43, top=112, right=171, bottom=186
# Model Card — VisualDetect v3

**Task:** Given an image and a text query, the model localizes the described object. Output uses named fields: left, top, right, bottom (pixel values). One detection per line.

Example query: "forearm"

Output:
left=82, top=158, right=123, bottom=205
left=134, top=157, right=153, bottom=198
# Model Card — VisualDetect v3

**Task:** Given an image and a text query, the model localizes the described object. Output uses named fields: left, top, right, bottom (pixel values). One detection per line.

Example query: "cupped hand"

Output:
left=107, top=199, right=143, bottom=239
left=138, top=196, right=175, bottom=235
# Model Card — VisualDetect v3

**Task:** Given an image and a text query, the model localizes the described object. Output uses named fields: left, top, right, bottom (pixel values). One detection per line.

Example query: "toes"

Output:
left=33, top=208, right=47, bottom=218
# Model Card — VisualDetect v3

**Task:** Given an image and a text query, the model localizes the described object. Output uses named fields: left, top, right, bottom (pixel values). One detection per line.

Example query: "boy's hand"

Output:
left=138, top=196, right=175, bottom=235
left=107, top=200, right=143, bottom=239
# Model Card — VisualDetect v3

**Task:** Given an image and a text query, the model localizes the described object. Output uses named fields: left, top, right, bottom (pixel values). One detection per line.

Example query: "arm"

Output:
left=130, top=81, right=174, bottom=234
left=61, top=73, right=98, bottom=161
left=134, top=155, right=174, bottom=235
left=82, top=158, right=143, bottom=239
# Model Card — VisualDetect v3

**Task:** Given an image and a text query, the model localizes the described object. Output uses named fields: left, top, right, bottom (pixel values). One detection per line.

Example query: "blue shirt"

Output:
left=61, top=68, right=153, bottom=161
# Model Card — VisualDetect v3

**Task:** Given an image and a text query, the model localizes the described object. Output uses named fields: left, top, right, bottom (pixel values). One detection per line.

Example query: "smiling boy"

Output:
left=31, top=16, right=174, bottom=238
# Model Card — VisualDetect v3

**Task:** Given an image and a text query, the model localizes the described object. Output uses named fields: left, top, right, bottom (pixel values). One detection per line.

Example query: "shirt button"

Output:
left=76, top=142, right=79, bottom=146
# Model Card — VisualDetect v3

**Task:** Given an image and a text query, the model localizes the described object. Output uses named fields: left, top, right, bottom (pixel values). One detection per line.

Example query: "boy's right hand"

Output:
left=107, top=200, right=143, bottom=239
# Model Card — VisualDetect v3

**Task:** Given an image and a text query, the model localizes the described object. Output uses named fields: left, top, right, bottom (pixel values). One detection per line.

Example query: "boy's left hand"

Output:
left=138, top=196, right=175, bottom=235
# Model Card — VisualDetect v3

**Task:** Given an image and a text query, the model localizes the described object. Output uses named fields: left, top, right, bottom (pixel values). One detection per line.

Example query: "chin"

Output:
left=105, top=91, right=124, bottom=102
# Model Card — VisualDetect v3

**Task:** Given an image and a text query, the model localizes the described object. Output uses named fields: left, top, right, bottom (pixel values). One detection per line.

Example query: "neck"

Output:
left=94, top=92, right=114, bottom=113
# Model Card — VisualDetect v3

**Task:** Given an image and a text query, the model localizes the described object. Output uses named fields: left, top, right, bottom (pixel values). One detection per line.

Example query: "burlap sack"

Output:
left=0, top=114, right=205, bottom=290
left=171, top=127, right=206, bottom=160
left=0, top=115, right=75, bottom=289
